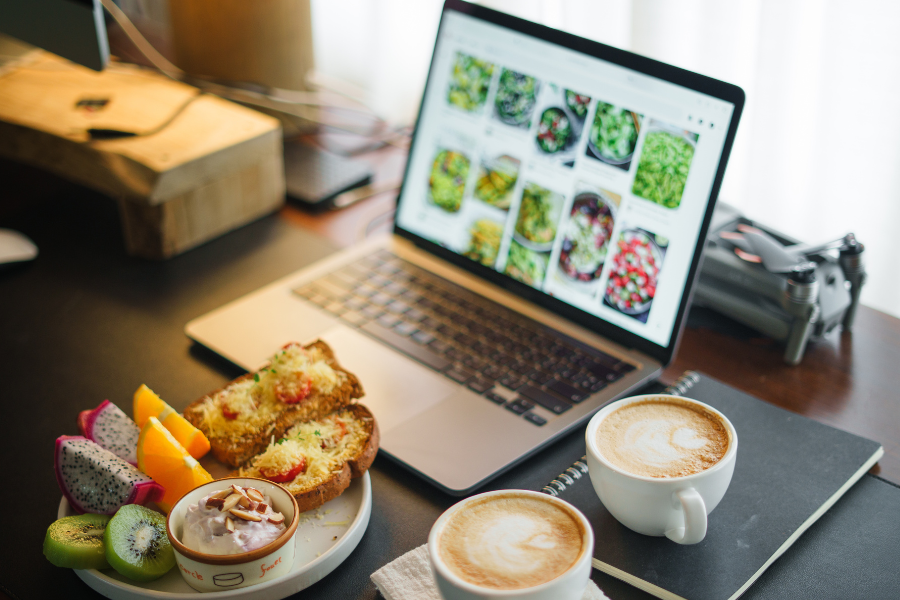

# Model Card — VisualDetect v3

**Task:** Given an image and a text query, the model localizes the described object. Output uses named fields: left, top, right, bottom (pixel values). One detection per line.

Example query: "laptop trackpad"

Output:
left=318, top=325, right=457, bottom=433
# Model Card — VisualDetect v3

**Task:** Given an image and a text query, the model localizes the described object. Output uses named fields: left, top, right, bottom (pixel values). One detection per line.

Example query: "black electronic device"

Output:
left=694, top=203, right=866, bottom=364
left=0, top=0, right=109, bottom=71
left=284, top=141, right=374, bottom=211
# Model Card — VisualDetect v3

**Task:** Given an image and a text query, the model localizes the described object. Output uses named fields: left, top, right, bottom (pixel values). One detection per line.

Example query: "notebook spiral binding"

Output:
left=541, top=371, right=700, bottom=496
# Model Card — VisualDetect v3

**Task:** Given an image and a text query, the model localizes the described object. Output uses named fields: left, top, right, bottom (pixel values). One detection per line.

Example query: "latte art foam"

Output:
left=597, top=398, right=729, bottom=478
left=438, top=495, right=584, bottom=590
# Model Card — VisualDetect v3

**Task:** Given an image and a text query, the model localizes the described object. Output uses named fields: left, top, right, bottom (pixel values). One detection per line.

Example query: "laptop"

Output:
left=186, top=0, right=744, bottom=495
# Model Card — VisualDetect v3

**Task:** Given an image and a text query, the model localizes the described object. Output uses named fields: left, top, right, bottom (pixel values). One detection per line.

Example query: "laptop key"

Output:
left=429, top=339, right=450, bottom=353
left=412, top=330, right=434, bottom=345
left=309, top=294, right=330, bottom=307
left=386, top=301, right=409, bottom=314
left=547, top=379, right=588, bottom=403
left=528, top=370, right=555, bottom=386
left=404, top=308, right=426, bottom=322
left=498, top=374, right=526, bottom=391
left=293, top=285, right=316, bottom=299
left=361, top=305, right=383, bottom=320
left=518, top=385, right=572, bottom=414
left=394, top=322, right=418, bottom=336
left=370, top=293, right=392, bottom=307
left=340, top=310, right=366, bottom=326
left=353, top=284, right=377, bottom=298
left=505, top=400, right=531, bottom=415
left=445, top=367, right=474, bottom=384
left=446, top=348, right=467, bottom=362
left=485, top=392, right=506, bottom=405
left=524, top=412, right=548, bottom=426
left=324, top=302, right=346, bottom=315
left=467, top=378, right=494, bottom=394
left=377, top=314, right=401, bottom=328
left=360, top=321, right=451, bottom=372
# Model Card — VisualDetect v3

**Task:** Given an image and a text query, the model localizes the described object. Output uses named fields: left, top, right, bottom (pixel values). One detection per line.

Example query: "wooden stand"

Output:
left=0, top=52, right=285, bottom=259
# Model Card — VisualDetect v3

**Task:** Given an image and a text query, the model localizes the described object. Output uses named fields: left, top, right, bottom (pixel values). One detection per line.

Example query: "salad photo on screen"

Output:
left=447, top=52, right=495, bottom=113
left=558, top=189, right=619, bottom=283
left=603, top=228, right=668, bottom=323
left=463, top=219, right=504, bottom=267
left=493, top=68, right=539, bottom=128
left=631, top=120, right=699, bottom=209
left=428, top=148, right=470, bottom=213
left=473, top=154, right=520, bottom=210
left=513, top=183, right=564, bottom=251
left=585, top=101, right=643, bottom=171
left=504, top=239, right=548, bottom=288
left=532, top=85, right=591, bottom=168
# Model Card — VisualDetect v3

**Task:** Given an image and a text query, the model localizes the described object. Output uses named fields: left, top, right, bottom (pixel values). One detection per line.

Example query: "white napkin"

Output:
left=371, top=545, right=609, bottom=600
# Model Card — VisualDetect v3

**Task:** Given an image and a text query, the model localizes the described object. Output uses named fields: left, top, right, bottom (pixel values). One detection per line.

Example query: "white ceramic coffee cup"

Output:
left=585, top=394, right=737, bottom=545
left=428, top=490, right=593, bottom=600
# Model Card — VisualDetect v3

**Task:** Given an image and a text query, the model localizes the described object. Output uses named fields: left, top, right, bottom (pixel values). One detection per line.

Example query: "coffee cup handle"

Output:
left=665, top=488, right=707, bottom=545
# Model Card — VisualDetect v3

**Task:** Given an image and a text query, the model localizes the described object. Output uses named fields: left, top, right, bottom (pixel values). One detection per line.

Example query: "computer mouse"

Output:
left=0, top=228, right=38, bottom=265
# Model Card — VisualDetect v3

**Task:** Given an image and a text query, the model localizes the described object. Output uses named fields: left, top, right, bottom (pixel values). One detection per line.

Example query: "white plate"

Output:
left=57, top=472, right=372, bottom=600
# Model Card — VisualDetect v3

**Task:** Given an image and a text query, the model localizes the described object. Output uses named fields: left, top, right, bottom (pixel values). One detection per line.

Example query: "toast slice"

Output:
left=183, top=340, right=364, bottom=467
left=233, top=404, right=379, bottom=512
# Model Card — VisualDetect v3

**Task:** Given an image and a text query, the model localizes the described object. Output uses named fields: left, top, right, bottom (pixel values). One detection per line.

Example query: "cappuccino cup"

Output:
left=428, top=490, right=593, bottom=600
left=585, top=395, right=737, bottom=545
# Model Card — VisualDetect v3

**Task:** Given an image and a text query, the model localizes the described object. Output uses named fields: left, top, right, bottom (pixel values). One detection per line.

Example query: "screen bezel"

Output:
left=393, top=0, right=744, bottom=367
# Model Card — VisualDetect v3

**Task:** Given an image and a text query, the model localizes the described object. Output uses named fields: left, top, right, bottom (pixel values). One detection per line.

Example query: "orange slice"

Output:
left=134, top=384, right=210, bottom=459
left=137, top=416, right=213, bottom=513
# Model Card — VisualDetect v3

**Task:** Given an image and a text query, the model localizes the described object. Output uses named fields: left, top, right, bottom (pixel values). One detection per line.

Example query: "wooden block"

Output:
left=0, top=52, right=285, bottom=258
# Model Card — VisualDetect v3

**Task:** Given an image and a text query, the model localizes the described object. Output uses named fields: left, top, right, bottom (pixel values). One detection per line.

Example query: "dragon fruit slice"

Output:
left=54, top=436, right=164, bottom=515
left=78, top=400, right=140, bottom=465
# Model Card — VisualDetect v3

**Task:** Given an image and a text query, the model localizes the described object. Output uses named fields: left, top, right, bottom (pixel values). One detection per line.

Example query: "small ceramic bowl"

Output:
left=166, top=477, right=299, bottom=593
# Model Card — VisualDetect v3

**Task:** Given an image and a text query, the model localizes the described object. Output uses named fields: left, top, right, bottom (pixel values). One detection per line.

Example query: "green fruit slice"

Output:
left=104, top=504, right=175, bottom=582
left=44, top=514, right=112, bottom=570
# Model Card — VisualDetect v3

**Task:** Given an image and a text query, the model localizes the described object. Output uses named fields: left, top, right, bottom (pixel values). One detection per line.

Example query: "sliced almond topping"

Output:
left=246, top=488, right=265, bottom=503
left=230, top=509, right=262, bottom=522
left=206, top=497, right=225, bottom=509
left=231, top=484, right=247, bottom=496
left=209, top=489, right=232, bottom=500
left=225, top=516, right=235, bottom=533
left=237, top=495, right=251, bottom=509
left=268, top=512, right=285, bottom=525
left=220, top=493, right=243, bottom=512
left=255, top=502, right=268, bottom=514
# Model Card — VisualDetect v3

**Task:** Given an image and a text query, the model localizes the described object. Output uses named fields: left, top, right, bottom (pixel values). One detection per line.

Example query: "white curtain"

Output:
left=313, top=0, right=900, bottom=318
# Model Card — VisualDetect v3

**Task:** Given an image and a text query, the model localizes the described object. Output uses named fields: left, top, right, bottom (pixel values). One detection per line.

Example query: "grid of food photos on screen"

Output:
left=404, top=47, right=703, bottom=331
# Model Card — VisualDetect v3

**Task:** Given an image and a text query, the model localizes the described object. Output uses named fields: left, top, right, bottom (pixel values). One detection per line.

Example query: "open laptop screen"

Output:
left=395, top=1, right=742, bottom=362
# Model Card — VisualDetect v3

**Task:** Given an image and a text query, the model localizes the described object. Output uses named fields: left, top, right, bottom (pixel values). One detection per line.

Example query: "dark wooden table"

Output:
left=2, top=147, right=897, bottom=600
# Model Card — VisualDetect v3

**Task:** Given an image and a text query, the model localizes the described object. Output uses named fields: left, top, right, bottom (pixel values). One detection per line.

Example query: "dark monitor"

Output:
left=0, top=0, right=109, bottom=71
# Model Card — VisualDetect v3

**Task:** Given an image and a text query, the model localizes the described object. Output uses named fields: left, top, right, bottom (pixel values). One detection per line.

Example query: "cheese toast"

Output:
left=183, top=340, right=364, bottom=467
left=233, top=404, right=379, bottom=512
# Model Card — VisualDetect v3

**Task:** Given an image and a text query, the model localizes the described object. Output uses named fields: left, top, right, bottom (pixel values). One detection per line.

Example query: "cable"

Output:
left=99, top=0, right=183, bottom=80
left=86, top=90, right=203, bottom=140
left=99, top=0, right=407, bottom=139
left=363, top=208, right=397, bottom=239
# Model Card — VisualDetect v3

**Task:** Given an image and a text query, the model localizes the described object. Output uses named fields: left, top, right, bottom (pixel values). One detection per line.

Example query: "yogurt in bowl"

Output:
left=166, top=477, right=299, bottom=592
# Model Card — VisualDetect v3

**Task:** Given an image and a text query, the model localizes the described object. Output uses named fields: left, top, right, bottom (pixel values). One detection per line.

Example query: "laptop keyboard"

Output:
left=292, top=250, right=635, bottom=426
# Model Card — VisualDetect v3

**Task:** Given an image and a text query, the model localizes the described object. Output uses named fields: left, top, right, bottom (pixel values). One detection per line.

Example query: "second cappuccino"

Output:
left=596, top=397, right=729, bottom=478
left=428, top=490, right=593, bottom=600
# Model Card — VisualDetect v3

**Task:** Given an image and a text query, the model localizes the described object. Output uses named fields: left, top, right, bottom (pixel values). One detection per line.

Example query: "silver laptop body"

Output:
left=187, top=0, right=744, bottom=495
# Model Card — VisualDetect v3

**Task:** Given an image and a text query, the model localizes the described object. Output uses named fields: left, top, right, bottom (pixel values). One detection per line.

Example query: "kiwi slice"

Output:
left=44, top=514, right=112, bottom=570
left=104, top=504, right=175, bottom=582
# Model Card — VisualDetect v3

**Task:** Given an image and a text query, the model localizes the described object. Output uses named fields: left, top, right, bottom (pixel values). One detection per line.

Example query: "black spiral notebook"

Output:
left=543, top=372, right=884, bottom=600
